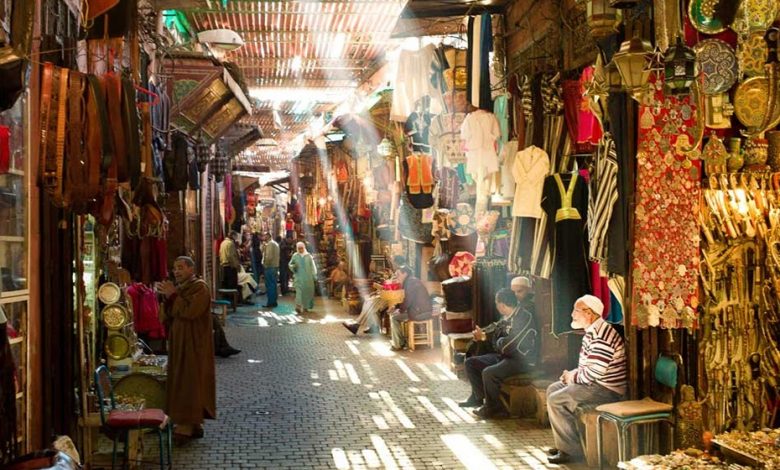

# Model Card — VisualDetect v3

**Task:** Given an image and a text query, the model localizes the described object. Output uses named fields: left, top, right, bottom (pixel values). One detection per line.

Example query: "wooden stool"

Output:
left=212, top=299, right=231, bottom=326
left=217, top=289, right=239, bottom=312
left=531, top=379, right=554, bottom=425
left=406, top=319, right=434, bottom=351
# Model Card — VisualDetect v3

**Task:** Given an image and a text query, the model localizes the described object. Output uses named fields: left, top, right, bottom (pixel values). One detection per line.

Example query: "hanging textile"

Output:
left=631, top=76, right=700, bottom=329
left=390, top=44, right=447, bottom=121
left=127, top=283, right=166, bottom=339
left=606, top=91, right=632, bottom=275
left=466, top=13, right=493, bottom=111
left=403, top=154, right=435, bottom=209
left=541, top=173, right=590, bottom=335
left=511, top=145, right=550, bottom=218
left=588, top=133, right=619, bottom=262
left=437, top=167, right=460, bottom=209
left=472, top=257, right=507, bottom=327
left=429, top=112, right=467, bottom=165
left=398, top=191, right=433, bottom=244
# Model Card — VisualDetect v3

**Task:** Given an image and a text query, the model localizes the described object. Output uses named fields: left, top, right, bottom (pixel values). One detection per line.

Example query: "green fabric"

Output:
left=289, top=252, right=316, bottom=309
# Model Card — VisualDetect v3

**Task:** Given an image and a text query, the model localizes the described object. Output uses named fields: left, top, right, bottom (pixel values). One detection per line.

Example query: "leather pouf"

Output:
left=442, top=276, right=473, bottom=312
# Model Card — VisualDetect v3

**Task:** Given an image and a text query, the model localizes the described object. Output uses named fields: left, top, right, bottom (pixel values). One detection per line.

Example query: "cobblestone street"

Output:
left=173, top=295, right=580, bottom=470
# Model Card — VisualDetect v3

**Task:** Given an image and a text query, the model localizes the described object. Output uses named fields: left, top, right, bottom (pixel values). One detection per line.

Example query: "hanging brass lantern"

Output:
left=583, top=0, right=621, bottom=39
left=664, top=36, right=697, bottom=95
left=612, top=35, right=655, bottom=100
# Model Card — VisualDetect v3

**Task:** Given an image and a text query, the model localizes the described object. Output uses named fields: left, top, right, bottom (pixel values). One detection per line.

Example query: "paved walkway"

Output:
left=172, top=293, right=583, bottom=470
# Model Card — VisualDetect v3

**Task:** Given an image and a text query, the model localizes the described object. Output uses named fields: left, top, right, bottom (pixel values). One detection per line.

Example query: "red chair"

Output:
left=94, top=365, right=172, bottom=469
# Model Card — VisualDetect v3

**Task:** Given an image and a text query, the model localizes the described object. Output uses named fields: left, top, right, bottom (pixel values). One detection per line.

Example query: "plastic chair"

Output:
left=595, top=355, right=678, bottom=469
left=94, top=365, right=172, bottom=470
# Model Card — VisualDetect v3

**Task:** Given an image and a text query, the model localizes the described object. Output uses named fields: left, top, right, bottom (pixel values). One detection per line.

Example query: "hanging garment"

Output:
left=498, top=140, right=519, bottom=201
left=466, top=13, right=494, bottom=111
left=390, top=44, right=446, bottom=121
left=472, top=257, right=507, bottom=327
left=403, top=154, right=435, bottom=209
left=127, top=283, right=166, bottom=339
left=577, top=66, right=603, bottom=149
left=398, top=192, right=433, bottom=244
left=404, top=111, right=433, bottom=153
left=606, top=92, right=631, bottom=275
left=511, top=145, right=550, bottom=218
left=438, top=167, right=460, bottom=209
left=630, top=76, right=700, bottom=329
left=461, top=110, right=500, bottom=178
left=541, top=173, right=590, bottom=335
left=494, top=94, right=510, bottom=155
left=588, top=133, right=619, bottom=262
left=429, top=112, right=467, bottom=164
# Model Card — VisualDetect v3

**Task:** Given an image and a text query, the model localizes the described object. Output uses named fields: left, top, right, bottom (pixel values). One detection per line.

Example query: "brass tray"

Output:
left=102, top=304, right=130, bottom=330
left=97, top=282, right=122, bottom=305
left=694, top=39, right=738, bottom=95
left=737, top=32, right=769, bottom=77
left=688, top=0, right=727, bottom=35
left=732, top=0, right=778, bottom=35
left=114, top=373, right=166, bottom=410
left=712, top=439, right=763, bottom=468
left=734, top=76, right=771, bottom=129
left=105, top=334, right=131, bottom=360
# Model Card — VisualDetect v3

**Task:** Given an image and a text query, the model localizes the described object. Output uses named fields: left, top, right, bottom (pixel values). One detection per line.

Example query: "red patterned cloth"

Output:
left=631, top=76, right=700, bottom=329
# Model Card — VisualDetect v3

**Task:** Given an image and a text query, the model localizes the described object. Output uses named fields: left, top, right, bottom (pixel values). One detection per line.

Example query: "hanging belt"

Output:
left=39, top=63, right=69, bottom=206
left=554, top=173, right=582, bottom=222
left=66, top=71, right=86, bottom=209
left=121, top=77, right=141, bottom=188
left=104, top=72, right=128, bottom=182
left=82, top=74, right=107, bottom=211
left=38, top=62, right=55, bottom=187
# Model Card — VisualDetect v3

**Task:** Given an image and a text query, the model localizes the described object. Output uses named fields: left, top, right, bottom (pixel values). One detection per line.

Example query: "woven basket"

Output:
left=380, top=289, right=405, bottom=306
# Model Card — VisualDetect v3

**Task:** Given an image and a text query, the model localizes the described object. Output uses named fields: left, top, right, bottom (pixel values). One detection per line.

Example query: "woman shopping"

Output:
left=289, top=242, right=317, bottom=313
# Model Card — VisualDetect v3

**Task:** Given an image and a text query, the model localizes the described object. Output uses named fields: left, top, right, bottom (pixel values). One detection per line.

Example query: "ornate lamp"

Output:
left=606, top=60, right=624, bottom=93
left=612, top=35, right=655, bottom=100
left=582, top=0, right=620, bottom=39
left=664, top=36, right=697, bottom=95
left=196, top=140, right=212, bottom=173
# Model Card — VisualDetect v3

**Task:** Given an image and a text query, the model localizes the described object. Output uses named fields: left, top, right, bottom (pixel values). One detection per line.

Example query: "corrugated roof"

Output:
left=173, top=0, right=407, bottom=168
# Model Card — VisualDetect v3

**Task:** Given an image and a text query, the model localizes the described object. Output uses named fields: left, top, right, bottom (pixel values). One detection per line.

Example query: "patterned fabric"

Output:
left=631, top=76, right=700, bottom=329
left=438, top=166, right=460, bottom=209
left=430, top=112, right=467, bottom=164
left=449, top=202, right=476, bottom=236
left=588, top=133, right=619, bottom=262
left=449, top=251, right=476, bottom=278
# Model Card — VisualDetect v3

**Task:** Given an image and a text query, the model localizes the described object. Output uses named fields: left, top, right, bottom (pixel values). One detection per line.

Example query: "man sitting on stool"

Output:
left=459, top=288, right=539, bottom=419
left=389, top=266, right=432, bottom=351
left=545, top=295, right=626, bottom=464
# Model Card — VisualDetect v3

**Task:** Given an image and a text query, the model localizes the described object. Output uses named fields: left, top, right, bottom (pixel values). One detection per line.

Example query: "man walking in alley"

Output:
left=545, top=295, right=626, bottom=464
left=219, top=231, right=241, bottom=290
left=389, top=266, right=432, bottom=351
left=158, top=257, right=216, bottom=440
left=262, top=233, right=280, bottom=308
left=459, top=288, right=539, bottom=419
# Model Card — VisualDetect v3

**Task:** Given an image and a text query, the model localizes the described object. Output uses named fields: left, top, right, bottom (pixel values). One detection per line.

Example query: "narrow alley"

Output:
left=172, top=297, right=569, bottom=470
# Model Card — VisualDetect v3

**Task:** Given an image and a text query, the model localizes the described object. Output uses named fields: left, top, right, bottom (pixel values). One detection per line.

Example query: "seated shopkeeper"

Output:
left=389, top=266, right=432, bottom=351
left=459, top=288, right=539, bottom=419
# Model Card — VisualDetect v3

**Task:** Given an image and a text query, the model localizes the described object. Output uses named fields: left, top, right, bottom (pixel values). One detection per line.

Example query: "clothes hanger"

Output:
left=135, top=84, right=160, bottom=107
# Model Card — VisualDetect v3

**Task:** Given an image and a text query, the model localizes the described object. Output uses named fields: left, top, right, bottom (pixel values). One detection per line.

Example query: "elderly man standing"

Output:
left=158, top=256, right=216, bottom=440
left=262, top=233, right=280, bottom=308
left=545, top=295, right=626, bottom=464
left=219, top=231, right=241, bottom=290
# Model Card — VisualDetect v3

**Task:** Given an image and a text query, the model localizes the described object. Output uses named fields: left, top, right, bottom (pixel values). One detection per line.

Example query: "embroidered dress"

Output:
left=541, top=173, right=590, bottom=335
left=631, top=76, right=700, bottom=329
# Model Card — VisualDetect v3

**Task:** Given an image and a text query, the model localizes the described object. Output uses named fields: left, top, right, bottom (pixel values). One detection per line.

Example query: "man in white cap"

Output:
left=545, top=295, right=626, bottom=464
left=510, top=276, right=535, bottom=316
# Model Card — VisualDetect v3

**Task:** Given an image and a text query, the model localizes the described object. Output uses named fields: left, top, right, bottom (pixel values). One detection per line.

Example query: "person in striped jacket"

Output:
left=546, top=294, right=626, bottom=464
left=459, top=288, right=539, bottom=419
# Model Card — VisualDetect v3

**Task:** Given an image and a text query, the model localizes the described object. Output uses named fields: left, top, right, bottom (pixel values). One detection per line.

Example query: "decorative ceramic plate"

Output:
left=114, top=373, right=166, bottom=410
left=102, top=304, right=129, bottom=330
left=737, top=32, right=768, bottom=77
left=689, top=0, right=727, bottom=34
left=734, top=76, right=770, bottom=129
left=105, top=334, right=131, bottom=360
left=695, top=39, right=738, bottom=95
left=731, top=0, right=778, bottom=35
left=97, top=282, right=121, bottom=305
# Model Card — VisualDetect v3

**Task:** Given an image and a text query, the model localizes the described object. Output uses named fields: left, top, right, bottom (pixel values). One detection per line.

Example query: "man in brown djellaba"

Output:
left=157, top=256, right=216, bottom=440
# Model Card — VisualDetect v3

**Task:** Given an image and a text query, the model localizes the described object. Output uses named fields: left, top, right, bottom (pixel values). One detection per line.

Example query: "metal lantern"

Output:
left=612, top=35, right=655, bottom=99
left=585, top=0, right=620, bottom=39
left=605, top=60, right=624, bottom=93
left=664, top=36, right=697, bottom=95
left=196, top=140, right=212, bottom=173
left=212, top=147, right=228, bottom=182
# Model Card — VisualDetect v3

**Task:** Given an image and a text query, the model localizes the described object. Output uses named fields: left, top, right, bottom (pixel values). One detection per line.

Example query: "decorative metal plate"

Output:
left=102, top=304, right=129, bottom=330
left=737, top=32, right=769, bottom=77
left=695, top=39, right=738, bottom=95
left=732, top=0, right=778, bottom=35
left=97, top=282, right=121, bottom=305
left=734, top=76, right=770, bottom=129
left=689, top=0, right=727, bottom=35
left=105, top=334, right=131, bottom=360
left=114, top=373, right=166, bottom=410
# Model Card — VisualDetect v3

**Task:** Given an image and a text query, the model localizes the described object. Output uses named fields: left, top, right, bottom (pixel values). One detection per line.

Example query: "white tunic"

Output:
left=460, top=110, right=500, bottom=178
left=511, top=145, right=550, bottom=218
